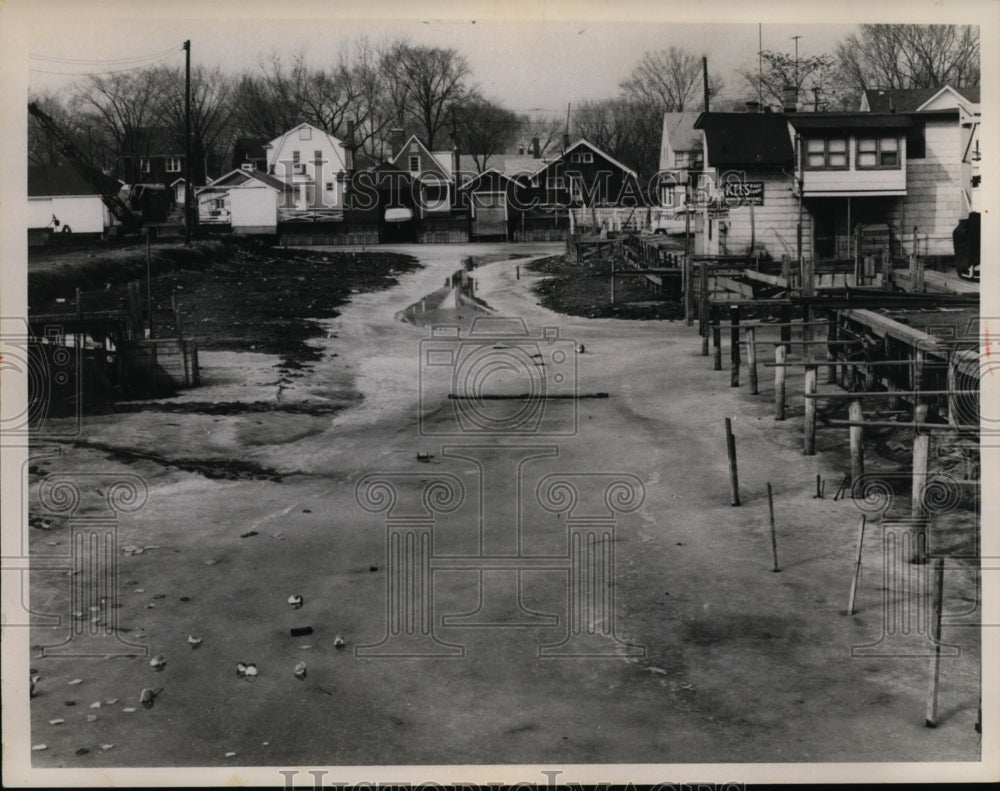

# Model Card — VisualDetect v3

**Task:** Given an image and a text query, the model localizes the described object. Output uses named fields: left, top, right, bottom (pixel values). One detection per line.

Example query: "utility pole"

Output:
left=792, top=35, right=801, bottom=90
left=703, top=56, right=710, bottom=113
left=183, top=39, right=192, bottom=245
left=758, top=24, right=763, bottom=109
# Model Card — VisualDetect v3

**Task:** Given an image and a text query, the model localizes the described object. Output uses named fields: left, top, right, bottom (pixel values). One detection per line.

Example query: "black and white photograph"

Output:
left=1, top=0, right=997, bottom=786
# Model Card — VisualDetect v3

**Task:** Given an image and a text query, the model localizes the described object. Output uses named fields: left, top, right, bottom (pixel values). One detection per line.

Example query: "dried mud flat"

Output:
left=24, top=242, right=981, bottom=770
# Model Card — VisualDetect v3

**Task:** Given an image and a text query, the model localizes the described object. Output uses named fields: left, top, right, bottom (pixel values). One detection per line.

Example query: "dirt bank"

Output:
left=29, top=239, right=420, bottom=369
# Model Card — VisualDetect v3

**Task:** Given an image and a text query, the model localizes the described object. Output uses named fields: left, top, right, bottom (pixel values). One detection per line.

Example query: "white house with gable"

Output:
left=265, top=123, right=350, bottom=218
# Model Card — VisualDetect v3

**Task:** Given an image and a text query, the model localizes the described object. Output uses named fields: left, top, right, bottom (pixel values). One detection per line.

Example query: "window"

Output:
left=213, top=198, right=225, bottom=210
left=166, top=157, right=182, bottom=173
left=314, top=149, right=323, bottom=162
left=570, top=152, right=593, bottom=164
left=805, top=138, right=848, bottom=169
left=140, top=157, right=150, bottom=173
left=299, top=127, right=312, bottom=140
left=408, top=156, right=420, bottom=173
left=546, top=176, right=566, bottom=190
left=292, top=150, right=301, bottom=164
left=325, top=182, right=334, bottom=191
left=857, top=136, right=900, bottom=168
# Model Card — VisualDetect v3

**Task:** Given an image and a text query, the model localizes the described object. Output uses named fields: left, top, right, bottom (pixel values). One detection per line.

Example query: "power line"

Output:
left=29, top=45, right=181, bottom=65
left=28, top=51, right=181, bottom=77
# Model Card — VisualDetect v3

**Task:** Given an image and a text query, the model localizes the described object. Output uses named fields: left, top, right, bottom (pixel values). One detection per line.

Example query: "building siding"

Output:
left=716, top=170, right=811, bottom=260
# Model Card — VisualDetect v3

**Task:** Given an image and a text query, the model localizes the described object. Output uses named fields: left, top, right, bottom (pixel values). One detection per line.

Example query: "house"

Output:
left=28, top=164, right=114, bottom=237
left=860, top=85, right=980, bottom=113
left=657, top=111, right=704, bottom=210
left=196, top=165, right=293, bottom=235
left=265, top=122, right=351, bottom=220
left=787, top=101, right=973, bottom=259
left=457, top=167, right=534, bottom=241
left=390, top=134, right=457, bottom=217
left=524, top=138, right=646, bottom=232
left=232, top=137, right=268, bottom=172
left=346, top=161, right=418, bottom=243
left=693, top=112, right=798, bottom=258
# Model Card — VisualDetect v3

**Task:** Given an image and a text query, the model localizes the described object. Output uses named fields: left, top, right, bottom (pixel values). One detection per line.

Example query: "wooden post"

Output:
left=747, top=327, right=758, bottom=395
left=925, top=556, right=946, bottom=727
left=826, top=313, right=838, bottom=385
left=803, top=364, right=817, bottom=455
left=849, top=399, right=864, bottom=485
left=172, top=295, right=183, bottom=339
left=775, top=345, right=787, bottom=420
left=780, top=254, right=791, bottom=288
left=766, top=482, right=779, bottom=571
left=684, top=256, right=693, bottom=326
left=729, top=304, right=740, bottom=387
left=912, top=431, right=930, bottom=521
left=712, top=305, right=722, bottom=371
left=610, top=256, right=615, bottom=305
left=75, top=287, right=82, bottom=319
left=880, top=250, right=891, bottom=288
left=847, top=516, right=867, bottom=615
left=725, top=418, right=740, bottom=507
left=700, top=261, right=709, bottom=354
left=780, top=305, right=792, bottom=351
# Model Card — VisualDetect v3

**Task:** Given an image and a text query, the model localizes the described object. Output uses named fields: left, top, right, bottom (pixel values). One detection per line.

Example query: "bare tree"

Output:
left=739, top=50, right=850, bottom=111
left=73, top=68, right=170, bottom=181
left=455, top=98, right=520, bottom=172
left=380, top=42, right=475, bottom=149
left=155, top=64, right=236, bottom=181
left=230, top=52, right=308, bottom=142
left=572, top=98, right=661, bottom=183
left=619, top=47, right=714, bottom=112
left=515, top=115, right=564, bottom=158
left=836, top=24, right=980, bottom=93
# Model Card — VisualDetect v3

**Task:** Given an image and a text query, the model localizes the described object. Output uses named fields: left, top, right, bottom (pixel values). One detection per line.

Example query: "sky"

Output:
left=22, top=8, right=860, bottom=118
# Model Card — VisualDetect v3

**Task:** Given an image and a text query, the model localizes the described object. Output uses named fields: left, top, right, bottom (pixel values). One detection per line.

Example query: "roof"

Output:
left=233, top=137, right=267, bottom=161
left=694, top=113, right=794, bottom=167
left=561, top=139, right=638, bottom=178
left=787, top=113, right=914, bottom=131
left=390, top=134, right=451, bottom=179
left=200, top=168, right=291, bottom=193
left=499, top=155, right=549, bottom=176
left=457, top=167, right=526, bottom=191
left=862, top=85, right=980, bottom=112
left=662, top=112, right=702, bottom=153
left=28, top=164, right=110, bottom=197
left=123, top=127, right=185, bottom=155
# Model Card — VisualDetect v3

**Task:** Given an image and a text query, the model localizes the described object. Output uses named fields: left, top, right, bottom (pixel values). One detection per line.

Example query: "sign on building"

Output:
left=722, top=180, right=764, bottom=206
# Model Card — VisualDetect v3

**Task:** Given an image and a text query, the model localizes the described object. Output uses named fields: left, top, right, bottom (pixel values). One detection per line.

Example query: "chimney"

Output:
left=745, top=100, right=760, bottom=113
left=562, top=133, right=570, bottom=153
left=345, top=119, right=356, bottom=172
left=531, top=137, right=540, bottom=158
left=781, top=85, right=798, bottom=113
left=389, top=128, right=405, bottom=158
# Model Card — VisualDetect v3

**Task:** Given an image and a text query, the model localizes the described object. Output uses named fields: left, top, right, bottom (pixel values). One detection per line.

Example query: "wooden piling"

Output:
left=700, top=262, right=710, bottom=355
left=747, top=327, right=758, bottom=395
left=610, top=257, right=616, bottom=305
left=803, top=365, right=817, bottom=455
left=725, top=418, right=740, bottom=507
left=729, top=304, right=740, bottom=387
left=849, top=399, right=864, bottom=484
left=826, top=314, right=838, bottom=385
left=780, top=305, right=792, bottom=351
left=847, top=515, right=866, bottom=615
left=684, top=256, right=693, bottom=326
left=767, top=482, right=779, bottom=571
left=774, top=345, right=787, bottom=420
left=712, top=306, right=722, bottom=371
left=912, top=431, right=930, bottom=521
left=925, top=556, right=946, bottom=727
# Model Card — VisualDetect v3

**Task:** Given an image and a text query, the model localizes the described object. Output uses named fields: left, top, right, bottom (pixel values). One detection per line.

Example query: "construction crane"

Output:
left=28, top=102, right=141, bottom=231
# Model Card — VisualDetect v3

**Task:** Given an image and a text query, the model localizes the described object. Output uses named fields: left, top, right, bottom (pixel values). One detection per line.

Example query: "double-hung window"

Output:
left=857, top=136, right=900, bottom=168
left=805, top=138, right=848, bottom=169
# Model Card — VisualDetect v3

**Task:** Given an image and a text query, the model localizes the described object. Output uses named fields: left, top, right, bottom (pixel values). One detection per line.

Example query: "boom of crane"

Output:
left=28, top=102, right=141, bottom=230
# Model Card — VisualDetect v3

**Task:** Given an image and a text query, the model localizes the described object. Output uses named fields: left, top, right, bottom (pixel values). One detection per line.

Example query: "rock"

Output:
left=294, top=662, right=307, bottom=680
left=32, top=744, right=47, bottom=751
left=290, top=626, right=313, bottom=637
left=122, top=707, right=137, bottom=713
left=225, top=751, right=237, bottom=758
left=139, top=688, right=161, bottom=709
left=287, top=594, right=304, bottom=609
left=333, top=634, right=346, bottom=650
left=68, top=678, right=82, bottom=685
left=86, top=714, right=98, bottom=722
left=244, top=664, right=258, bottom=680
left=76, top=747, right=90, bottom=755
left=187, top=634, right=202, bottom=649
left=48, top=719, right=64, bottom=725
left=236, top=662, right=247, bottom=678
left=100, top=744, right=115, bottom=751
left=89, top=701, right=101, bottom=709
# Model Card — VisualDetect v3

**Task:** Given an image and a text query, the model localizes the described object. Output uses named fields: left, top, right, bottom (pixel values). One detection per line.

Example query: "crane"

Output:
left=28, top=102, right=141, bottom=231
